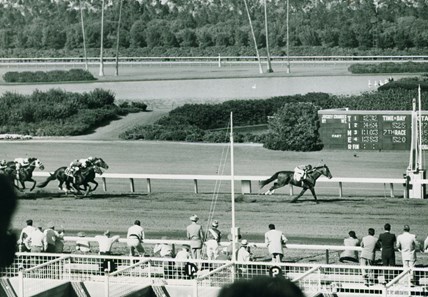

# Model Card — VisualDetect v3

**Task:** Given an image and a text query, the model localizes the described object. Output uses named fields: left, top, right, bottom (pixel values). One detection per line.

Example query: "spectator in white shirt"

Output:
left=18, top=219, right=36, bottom=252
left=24, top=226, right=45, bottom=253
left=95, top=230, right=120, bottom=255
left=127, top=220, right=145, bottom=256
left=265, top=224, right=288, bottom=263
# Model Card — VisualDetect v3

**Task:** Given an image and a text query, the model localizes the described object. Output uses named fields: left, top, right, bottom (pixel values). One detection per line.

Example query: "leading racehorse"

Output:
left=7, top=158, right=45, bottom=191
left=37, top=157, right=108, bottom=196
left=259, top=164, right=333, bottom=204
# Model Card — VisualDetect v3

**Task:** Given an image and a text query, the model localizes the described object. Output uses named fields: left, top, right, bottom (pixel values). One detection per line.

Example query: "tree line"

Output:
left=0, top=0, right=428, bottom=56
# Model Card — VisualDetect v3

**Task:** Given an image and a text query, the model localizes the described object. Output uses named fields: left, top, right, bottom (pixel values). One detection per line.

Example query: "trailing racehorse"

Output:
left=259, top=164, right=333, bottom=204
left=37, top=157, right=108, bottom=196
left=7, top=158, right=45, bottom=191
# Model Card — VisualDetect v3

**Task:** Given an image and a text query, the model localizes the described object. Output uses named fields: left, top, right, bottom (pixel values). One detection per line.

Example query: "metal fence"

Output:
left=1, top=253, right=427, bottom=297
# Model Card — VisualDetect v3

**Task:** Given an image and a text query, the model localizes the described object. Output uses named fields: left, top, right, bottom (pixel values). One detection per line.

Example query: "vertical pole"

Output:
left=230, top=112, right=237, bottom=263
left=99, top=0, right=105, bottom=77
left=115, top=0, right=123, bottom=76
left=146, top=178, right=152, bottom=193
left=264, top=0, right=273, bottom=73
left=325, top=249, right=329, bottom=264
left=104, top=270, right=109, bottom=297
left=243, top=0, right=263, bottom=74
left=339, top=182, right=343, bottom=197
left=79, top=0, right=88, bottom=71
left=102, top=177, right=107, bottom=191
left=18, top=270, right=24, bottom=297
left=193, top=179, right=198, bottom=194
left=418, top=85, right=422, bottom=170
left=286, top=0, right=291, bottom=73
left=390, top=183, right=394, bottom=198
left=218, top=54, right=221, bottom=68
left=130, top=178, right=135, bottom=192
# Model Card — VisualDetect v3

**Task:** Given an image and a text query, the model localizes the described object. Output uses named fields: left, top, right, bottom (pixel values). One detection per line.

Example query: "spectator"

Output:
left=237, top=239, right=253, bottom=262
left=264, top=224, right=287, bottom=263
left=54, top=226, right=65, bottom=253
left=396, top=225, right=418, bottom=283
left=95, top=230, right=120, bottom=255
left=75, top=232, right=91, bottom=254
left=378, top=223, right=396, bottom=266
left=44, top=222, right=62, bottom=253
left=175, top=244, right=191, bottom=277
left=339, top=231, right=360, bottom=263
left=186, top=214, right=204, bottom=259
left=24, top=226, right=45, bottom=253
left=424, top=235, right=428, bottom=253
left=225, top=233, right=242, bottom=260
left=217, top=276, right=305, bottom=297
left=360, top=228, right=380, bottom=286
left=153, top=236, right=174, bottom=258
left=17, top=219, right=36, bottom=252
left=127, top=220, right=145, bottom=256
left=205, top=220, right=221, bottom=260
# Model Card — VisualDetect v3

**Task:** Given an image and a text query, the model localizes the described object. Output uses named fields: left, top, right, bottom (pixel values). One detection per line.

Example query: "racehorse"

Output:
left=37, top=157, right=108, bottom=196
left=259, top=164, right=333, bottom=204
left=7, top=158, right=45, bottom=191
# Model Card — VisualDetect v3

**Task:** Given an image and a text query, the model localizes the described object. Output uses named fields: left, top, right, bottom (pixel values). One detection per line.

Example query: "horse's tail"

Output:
left=36, top=173, right=56, bottom=188
left=259, top=171, right=281, bottom=188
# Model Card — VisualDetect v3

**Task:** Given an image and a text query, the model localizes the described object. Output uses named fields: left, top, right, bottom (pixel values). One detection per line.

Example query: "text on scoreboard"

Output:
left=318, top=110, right=428, bottom=150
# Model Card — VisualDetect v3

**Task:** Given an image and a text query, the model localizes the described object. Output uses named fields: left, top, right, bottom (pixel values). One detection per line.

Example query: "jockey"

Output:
left=66, top=157, right=95, bottom=182
left=0, top=159, right=7, bottom=170
left=294, top=164, right=313, bottom=183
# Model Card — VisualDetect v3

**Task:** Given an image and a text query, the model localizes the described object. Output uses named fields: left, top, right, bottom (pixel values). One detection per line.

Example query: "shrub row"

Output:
left=3, top=69, right=96, bottom=83
left=348, top=62, right=428, bottom=74
left=0, top=88, right=147, bottom=136
left=119, top=77, right=427, bottom=151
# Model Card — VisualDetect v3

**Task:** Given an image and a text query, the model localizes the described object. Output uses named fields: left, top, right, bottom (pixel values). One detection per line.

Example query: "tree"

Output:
left=129, top=20, right=146, bottom=47
left=263, top=102, right=323, bottom=152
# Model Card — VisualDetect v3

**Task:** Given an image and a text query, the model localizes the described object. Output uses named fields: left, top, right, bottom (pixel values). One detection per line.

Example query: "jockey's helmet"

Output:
left=0, top=160, right=6, bottom=166
left=88, top=156, right=95, bottom=161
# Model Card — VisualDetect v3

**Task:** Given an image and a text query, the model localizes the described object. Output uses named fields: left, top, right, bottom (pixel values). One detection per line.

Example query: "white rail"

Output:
left=32, top=172, right=408, bottom=198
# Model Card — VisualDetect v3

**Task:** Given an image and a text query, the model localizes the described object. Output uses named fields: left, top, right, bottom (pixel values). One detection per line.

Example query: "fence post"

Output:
left=289, top=185, right=293, bottom=196
left=194, top=179, right=198, bottom=194
left=146, top=178, right=152, bottom=193
left=389, top=183, right=394, bottom=198
left=338, top=182, right=343, bottom=197
left=18, top=269, right=24, bottom=297
left=102, top=177, right=107, bottom=192
left=129, top=178, right=135, bottom=192
left=193, top=280, right=198, bottom=297
left=104, top=270, right=110, bottom=297
left=325, top=250, right=329, bottom=264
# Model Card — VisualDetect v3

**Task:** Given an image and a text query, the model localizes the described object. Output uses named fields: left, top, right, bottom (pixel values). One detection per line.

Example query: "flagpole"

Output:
left=230, top=112, right=236, bottom=262
left=418, top=85, right=422, bottom=170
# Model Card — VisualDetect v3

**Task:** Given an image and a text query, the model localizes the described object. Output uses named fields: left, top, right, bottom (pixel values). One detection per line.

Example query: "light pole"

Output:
left=243, top=0, right=263, bottom=74
left=99, top=0, right=105, bottom=77
left=115, top=0, right=123, bottom=76
left=286, top=0, right=290, bottom=73
left=264, top=0, right=273, bottom=73
left=79, top=0, right=88, bottom=71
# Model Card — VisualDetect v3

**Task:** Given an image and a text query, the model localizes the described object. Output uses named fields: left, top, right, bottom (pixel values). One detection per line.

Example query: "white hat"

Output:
left=241, top=239, right=248, bottom=246
left=212, top=220, right=219, bottom=227
left=189, top=214, right=199, bottom=222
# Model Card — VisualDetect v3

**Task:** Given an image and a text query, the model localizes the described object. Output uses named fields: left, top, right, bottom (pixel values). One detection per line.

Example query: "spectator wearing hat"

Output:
left=237, top=239, right=253, bottom=262
left=205, top=220, right=221, bottom=260
left=44, top=222, right=63, bottom=253
left=186, top=215, right=204, bottom=259
left=265, top=224, right=288, bottom=263
left=127, top=220, right=145, bottom=256
left=18, top=219, right=36, bottom=252
left=153, top=236, right=174, bottom=258
left=95, top=230, right=120, bottom=255
left=175, top=244, right=191, bottom=277
left=76, top=232, right=91, bottom=254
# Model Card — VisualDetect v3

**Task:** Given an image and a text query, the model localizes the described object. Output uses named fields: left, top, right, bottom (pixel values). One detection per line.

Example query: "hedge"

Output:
left=3, top=69, right=96, bottom=83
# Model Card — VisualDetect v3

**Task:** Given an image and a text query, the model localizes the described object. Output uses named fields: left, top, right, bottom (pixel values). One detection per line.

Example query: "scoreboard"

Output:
left=318, top=110, right=428, bottom=150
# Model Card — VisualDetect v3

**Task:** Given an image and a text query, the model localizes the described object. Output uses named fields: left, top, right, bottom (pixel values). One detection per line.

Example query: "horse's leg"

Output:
left=290, top=188, right=308, bottom=203
left=29, top=179, right=37, bottom=191
left=89, top=180, right=98, bottom=192
left=264, top=182, right=282, bottom=195
left=309, top=187, right=319, bottom=204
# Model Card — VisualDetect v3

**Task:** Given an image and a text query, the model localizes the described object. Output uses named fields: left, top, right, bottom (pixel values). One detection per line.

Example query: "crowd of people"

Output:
left=339, top=223, right=428, bottom=285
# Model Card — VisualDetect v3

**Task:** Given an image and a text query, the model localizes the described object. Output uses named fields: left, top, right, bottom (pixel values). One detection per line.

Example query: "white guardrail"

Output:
left=33, top=172, right=407, bottom=198
left=0, top=55, right=428, bottom=66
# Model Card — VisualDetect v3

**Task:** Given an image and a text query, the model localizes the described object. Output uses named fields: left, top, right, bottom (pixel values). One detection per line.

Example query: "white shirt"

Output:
left=19, top=225, right=37, bottom=243
left=25, top=229, right=45, bottom=248
left=237, top=246, right=251, bottom=262
left=95, top=235, right=120, bottom=253
left=397, top=231, right=418, bottom=261
left=265, top=229, right=287, bottom=255
left=127, top=225, right=144, bottom=241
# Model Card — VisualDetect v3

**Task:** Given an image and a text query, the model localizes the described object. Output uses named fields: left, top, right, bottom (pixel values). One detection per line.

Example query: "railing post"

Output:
left=146, top=178, right=151, bottom=193
left=193, top=279, right=198, bottom=297
left=389, top=183, right=394, bottom=198
left=289, top=185, right=293, bottom=196
left=338, top=182, right=343, bottom=197
left=102, top=177, right=107, bottom=192
left=104, top=270, right=109, bottom=297
left=18, top=269, right=24, bottom=297
left=193, top=179, right=198, bottom=194
left=325, top=249, right=329, bottom=264
left=129, top=178, right=135, bottom=192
